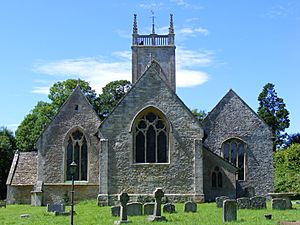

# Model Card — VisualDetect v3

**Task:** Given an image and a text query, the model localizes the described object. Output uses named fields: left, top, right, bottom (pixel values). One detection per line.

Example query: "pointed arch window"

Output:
left=66, top=130, right=88, bottom=181
left=212, top=166, right=222, bottom=188
left=222, top=139, right=245, bottom=180
left=133, top=109, right=169, bottom=163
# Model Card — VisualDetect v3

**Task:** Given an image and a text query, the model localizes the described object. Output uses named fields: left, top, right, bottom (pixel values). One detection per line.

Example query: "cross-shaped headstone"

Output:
left=148, top=188, right=167, bottom=222
left=115, top=192, right=130, bottom=224
left=153, top=188, right=164, bottom=217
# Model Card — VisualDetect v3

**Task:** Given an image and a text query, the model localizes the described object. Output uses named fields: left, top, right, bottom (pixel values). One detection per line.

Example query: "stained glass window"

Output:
left=222, top=139, right=245, bottom=180
left=66, top=130, right=88, bottom=181
left=134, top=110, right=168, bottom=163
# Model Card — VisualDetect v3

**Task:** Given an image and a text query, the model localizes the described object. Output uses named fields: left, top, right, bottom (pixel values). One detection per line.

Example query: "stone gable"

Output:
left=99, top=61, right=204, bottom=203
left=36, top=85, right=101, bottom=185
left=202, top=89, right=274, bottom=196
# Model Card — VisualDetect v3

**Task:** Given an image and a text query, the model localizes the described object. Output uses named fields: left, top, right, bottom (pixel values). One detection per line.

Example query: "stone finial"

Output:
left=169, top=14, right=174, bottom=34
left=151, top=10, right=155, bottom=34
left=133, top=14, right=138, bottom=34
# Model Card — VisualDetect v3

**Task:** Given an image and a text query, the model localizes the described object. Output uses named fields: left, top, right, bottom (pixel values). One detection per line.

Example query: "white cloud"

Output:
left=178, top=27, right=209, bottom=37
left=33, top=47, right=213, bottom=94
left=177, top=69, right=208, bottom=87
left=176, top=47, right=213, bottom=68
left=139, top=3, right=163, bottom=10
left=32, top=86, right=50, bottom=94
left=33, top=56, right=131, bottom=94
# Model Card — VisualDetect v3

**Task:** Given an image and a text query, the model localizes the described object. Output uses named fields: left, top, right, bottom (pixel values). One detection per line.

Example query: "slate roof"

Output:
left=6, top=151, right=37, bottom=186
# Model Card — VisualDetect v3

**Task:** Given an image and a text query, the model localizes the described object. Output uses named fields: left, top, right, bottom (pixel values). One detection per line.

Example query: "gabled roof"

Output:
left=203, top=146, right=238, bottom=172
left=99, top=60, right=203, bottom=131
left=6, top=151, right=37, bottom=186
left=203, top=89, right=272, bottom=134
left=36, top=85, right=100, bottom=146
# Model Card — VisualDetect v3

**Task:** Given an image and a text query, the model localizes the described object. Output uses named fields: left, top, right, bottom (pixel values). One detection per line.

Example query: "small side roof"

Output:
left=6, top=151, right=37, bottom=186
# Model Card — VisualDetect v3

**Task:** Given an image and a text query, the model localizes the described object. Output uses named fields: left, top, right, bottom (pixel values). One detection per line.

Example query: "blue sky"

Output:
left=0, top=0, right=299, bottom=134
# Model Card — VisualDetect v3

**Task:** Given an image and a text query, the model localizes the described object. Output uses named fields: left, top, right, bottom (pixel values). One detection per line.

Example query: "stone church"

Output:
left=6, top=15, right=274, bottom=206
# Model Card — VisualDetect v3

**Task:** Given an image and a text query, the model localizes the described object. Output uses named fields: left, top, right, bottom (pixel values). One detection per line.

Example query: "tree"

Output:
left=15, top=101, right=56, bottom=151
left=257, top=83, right=290, bottom=150
left=191, top=109, right=207, bottom=123
left=0, top=127, right=16, bottom=199
left=97, top=80, right=131, bottom=120
left=274, top=143, right=300, bottom=193
left=49, top=79, right=98, bottom=110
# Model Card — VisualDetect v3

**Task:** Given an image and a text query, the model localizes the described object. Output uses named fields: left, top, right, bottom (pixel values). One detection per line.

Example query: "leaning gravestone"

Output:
left=216, top=196, right=229, bottom=208
left=114, top=192, right=130, bottom=225
left=127, top=202, right=143, bottom=216
left=47, top=203, right=65, bottom=213
left=272, top=198, right=287, bottom=210
left=148, top=188, right=167, bottom=222
left=144, top=202, right=155, bottom=215
left=111, top=205, right=120, bottom=217
left=250, top=196, right=267, bottom=209
left=184, top=201, right=197, bottom=213
left=163, top=203, right=176, bottom=213
left=237, top=197, right=251, bottom=209
left=223, top=200, right=237, bottom=222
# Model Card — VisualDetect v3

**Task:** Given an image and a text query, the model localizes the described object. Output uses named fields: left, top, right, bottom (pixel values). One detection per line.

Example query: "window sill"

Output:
left=132, top=162, right=170, bottom=165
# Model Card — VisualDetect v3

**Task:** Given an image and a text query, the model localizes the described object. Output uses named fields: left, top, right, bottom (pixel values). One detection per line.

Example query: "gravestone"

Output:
left=237, top=197, right=251, bottom=209
left=47, top=203, right=65, bottom=213
left=148, top=188, right=167, bottom=222
left=144, top=203, right=155, bottom=215
left=163, top=203, right=175, bottom=213
left=184, top=201, right=197, bottom=213
left=272, top=198, right=287, bottom=210
left=250, top=196, right=266, bottom=209
left=223, top=200, right=237, bottom=222
left=111, top=205, right=121, bottom=217
left=114, top=192, right=130, bottom=224
left=216, top=196, right=229, bottom=208
left=127, top=202, right=143, bottom=216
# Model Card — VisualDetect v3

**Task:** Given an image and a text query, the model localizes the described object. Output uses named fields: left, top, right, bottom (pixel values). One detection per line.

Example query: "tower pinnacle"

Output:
left=151, top=10, right=155, bottom=34
left=169, top=14, right=174, bottom=34
left=133, top=14, right=138, bottom=34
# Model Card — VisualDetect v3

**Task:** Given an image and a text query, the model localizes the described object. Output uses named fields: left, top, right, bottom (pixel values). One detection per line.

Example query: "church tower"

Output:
left=131, top=14, right=176, bottom=92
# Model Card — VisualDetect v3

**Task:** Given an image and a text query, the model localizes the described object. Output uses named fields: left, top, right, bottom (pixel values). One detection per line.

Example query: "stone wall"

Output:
left=43, top=184, right=98, bottom=204
left=203, top=148, right=237, bottom=201
left=6, top=185, right=33, bottom=204
left=35, top=87, right=101, bottom=193
left=203, top=90, right=274, bottom=197
left=99, top=62, right=203, bottom=205
left=132, top=46, right=176, bottom=91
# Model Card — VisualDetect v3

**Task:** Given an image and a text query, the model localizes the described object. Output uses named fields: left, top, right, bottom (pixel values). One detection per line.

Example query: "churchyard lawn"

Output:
left=0, top=200, right=299, bottom=225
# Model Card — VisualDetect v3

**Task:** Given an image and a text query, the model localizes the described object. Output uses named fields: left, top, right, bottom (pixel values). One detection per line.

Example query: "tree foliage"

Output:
left=0, top=127, right=16, bottom=199
left=97, top=80, right=131, bottom=120
left=191, top=109, right=207, bottom=123
left=15, top=79, right=131, bottom=151
left=274, top=143, right=300, bottom=193
left=49, top=79, right=98, bottom=109
left=257, top=83, right=290, bottom=150
left=15, top=101, right=56, bottom=151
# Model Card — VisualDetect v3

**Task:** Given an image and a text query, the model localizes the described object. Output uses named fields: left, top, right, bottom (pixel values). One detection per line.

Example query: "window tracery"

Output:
left=66, top=130, right=88, bottom=181
left=134, top=110, right=168, bottom=163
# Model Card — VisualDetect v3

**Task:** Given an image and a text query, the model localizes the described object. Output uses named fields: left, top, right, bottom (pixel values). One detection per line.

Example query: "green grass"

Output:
left=0, top=201, right=300, bottom=225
